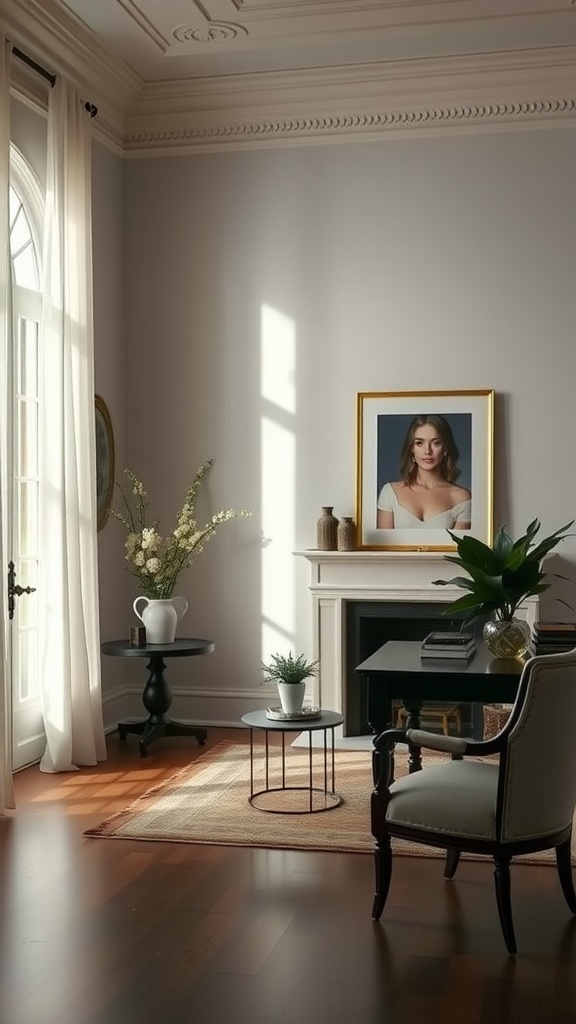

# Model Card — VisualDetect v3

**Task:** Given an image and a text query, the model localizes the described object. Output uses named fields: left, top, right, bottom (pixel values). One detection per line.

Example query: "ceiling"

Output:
left=54, top=1, right=576, bottom=84
left=4, top=0, right=576, bottom=155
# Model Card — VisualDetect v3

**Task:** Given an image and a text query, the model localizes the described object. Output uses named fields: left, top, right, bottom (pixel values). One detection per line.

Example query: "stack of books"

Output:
left=420, top=631, right=476, bottom=659
left=528, top=621, right=576, bottom=657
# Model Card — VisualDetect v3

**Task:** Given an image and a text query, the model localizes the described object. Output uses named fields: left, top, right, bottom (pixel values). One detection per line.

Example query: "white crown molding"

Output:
left=123, top=99, right=576, bottom=158
left=125, top=45, right=576, bottom=155
left=3, top=0, right=576, bottom=154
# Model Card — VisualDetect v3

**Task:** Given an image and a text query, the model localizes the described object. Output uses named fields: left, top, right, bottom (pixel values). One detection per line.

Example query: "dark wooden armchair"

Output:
left=371, top=649, right=576, bottom=953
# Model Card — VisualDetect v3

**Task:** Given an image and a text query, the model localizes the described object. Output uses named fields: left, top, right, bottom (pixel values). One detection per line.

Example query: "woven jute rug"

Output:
left=83, top=740, right=574, bottom=865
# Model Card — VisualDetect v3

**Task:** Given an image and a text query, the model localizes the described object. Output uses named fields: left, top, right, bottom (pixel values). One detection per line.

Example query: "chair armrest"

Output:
left=371, top=726, right=505, bottom=793
left=406, top=729, right=468, bottom=754
left=372, top=728, right=408, bottom=790
left=373, top=727, right=409, bottom=755
left=406, top=728, right=506, bottom=759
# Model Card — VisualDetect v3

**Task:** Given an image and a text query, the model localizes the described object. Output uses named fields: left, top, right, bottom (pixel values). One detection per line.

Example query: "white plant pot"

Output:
left=277, top=681, right=306, bottom=715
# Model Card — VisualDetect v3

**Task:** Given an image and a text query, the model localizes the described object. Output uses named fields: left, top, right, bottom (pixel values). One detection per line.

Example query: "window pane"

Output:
left=18, top=318, right=39, bottom=397
left=17, top=558, right=37, bottom=592
left=13, top=244, right=39, bottom=289
left=16, top=624, right=38, bottom=702
left=18, top=482, right=39, bottom=559
left=9, top=185, right=21, bottom=223
left=11, top=205, right=29, bottom=252
left=18, top=400, right=38, bottom=478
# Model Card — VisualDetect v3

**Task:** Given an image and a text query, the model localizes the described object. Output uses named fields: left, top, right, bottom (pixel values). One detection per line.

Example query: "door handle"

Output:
left=7, top=560, right=36, bottom=621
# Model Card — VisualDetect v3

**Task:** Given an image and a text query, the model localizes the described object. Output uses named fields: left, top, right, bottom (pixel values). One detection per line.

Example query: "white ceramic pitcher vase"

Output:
left=133, top=596, right=188, bottom=644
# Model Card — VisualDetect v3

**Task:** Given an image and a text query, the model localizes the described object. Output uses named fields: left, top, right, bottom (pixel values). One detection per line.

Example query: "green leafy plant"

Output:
left=111, top=459, right=251, bottom=599
left=261, top=651, right=319, bottom=685
left=432, top=518, right=574, bottom=628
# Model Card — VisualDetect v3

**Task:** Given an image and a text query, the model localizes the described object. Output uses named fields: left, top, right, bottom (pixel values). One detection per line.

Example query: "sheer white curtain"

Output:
left=0, top=36, right=15, bottom=810
left=39, top=78, right=106, bottom=772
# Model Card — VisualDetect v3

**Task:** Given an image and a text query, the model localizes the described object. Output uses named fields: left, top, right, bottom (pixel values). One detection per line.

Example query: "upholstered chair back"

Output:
left=500, top=650, right=576, bottom=843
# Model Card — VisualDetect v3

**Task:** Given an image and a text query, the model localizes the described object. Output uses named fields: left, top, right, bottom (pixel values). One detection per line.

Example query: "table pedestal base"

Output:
left=118, top=652, right=207, bottom=756
left=118, top=719, right=207, bottom=757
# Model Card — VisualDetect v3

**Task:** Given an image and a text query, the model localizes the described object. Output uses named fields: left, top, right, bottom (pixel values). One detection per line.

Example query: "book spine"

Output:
left=420, top=643, right=473, bottom=651
left=420, top=650, right=474, bottom=659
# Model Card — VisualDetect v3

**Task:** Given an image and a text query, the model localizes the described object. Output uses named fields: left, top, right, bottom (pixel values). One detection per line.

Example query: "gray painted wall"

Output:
left=90, top=125, right=575, bottom=720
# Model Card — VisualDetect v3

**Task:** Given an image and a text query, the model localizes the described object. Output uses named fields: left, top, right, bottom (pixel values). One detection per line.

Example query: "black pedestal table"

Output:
left=101, top=637, right=214, bottom=757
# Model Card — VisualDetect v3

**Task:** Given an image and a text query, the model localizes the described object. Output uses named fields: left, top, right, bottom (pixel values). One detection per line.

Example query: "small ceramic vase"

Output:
left=337, top=517, right=358, bottom=551
left=317, top=507, right=338, bottom=550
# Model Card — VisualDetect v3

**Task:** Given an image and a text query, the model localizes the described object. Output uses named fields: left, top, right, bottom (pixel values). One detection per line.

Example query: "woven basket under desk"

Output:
left=483, top=703, right=513, bottom=740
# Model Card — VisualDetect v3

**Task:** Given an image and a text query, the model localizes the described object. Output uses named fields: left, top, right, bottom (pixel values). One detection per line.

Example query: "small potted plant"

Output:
left=261, top=651, right=319, bottom=715
left=432, top=518, right=574, bottom=658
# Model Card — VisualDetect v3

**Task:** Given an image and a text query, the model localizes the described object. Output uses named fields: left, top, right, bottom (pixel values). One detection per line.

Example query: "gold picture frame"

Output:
left=355, top=389, right=494, bottom=551
left=95, top=394, right=115, bottom=532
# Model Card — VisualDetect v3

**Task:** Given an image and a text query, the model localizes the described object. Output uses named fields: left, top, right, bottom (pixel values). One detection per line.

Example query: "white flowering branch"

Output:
left=110, top=460, right=251, bottom=599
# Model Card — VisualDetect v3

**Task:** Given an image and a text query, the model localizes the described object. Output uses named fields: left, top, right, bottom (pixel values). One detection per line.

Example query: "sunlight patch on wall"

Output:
left=261, top=304, right=296, bottom=415
left=261, top=304, right=296, bottom=661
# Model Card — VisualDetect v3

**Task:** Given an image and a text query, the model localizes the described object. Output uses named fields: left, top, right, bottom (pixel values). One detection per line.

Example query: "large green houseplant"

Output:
left=432, top=518, right=574, bottom=657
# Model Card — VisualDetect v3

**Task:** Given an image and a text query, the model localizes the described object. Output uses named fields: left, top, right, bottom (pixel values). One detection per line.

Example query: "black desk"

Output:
left=101, top=638, right=214, bottom=757
left=356, top=640, right=523, bottom=771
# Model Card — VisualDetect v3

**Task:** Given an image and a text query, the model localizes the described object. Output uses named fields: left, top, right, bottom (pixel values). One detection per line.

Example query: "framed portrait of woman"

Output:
left=95, top=394, right=115, bottom=532
left=356, top=390, right=494, bottom=551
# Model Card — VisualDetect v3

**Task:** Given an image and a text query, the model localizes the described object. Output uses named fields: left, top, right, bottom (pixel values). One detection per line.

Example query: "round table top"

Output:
left=101, top=638, right=215, bottom=658
left=241, top=709, right=344, bottom=732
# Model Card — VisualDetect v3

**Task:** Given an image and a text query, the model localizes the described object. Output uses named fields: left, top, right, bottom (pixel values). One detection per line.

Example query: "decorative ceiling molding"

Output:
left=121, top=45, right=576, bottom=154
left=123, top=97, right=576, bottom=157
left=173, top=23, right=249, bottom=44
left=115, top=0, right=170, bottom=50
left=3, top=0, right=576, bottom=155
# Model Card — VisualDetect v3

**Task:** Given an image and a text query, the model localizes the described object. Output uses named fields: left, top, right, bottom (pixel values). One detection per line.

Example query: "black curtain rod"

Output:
left=13, top=46, right=56, bottom=87
left=12, top=46, right=98, bottom=117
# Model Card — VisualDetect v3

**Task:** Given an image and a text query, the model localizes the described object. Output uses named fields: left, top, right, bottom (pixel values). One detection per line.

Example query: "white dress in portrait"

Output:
left=377, top=482, right=471, bottom=529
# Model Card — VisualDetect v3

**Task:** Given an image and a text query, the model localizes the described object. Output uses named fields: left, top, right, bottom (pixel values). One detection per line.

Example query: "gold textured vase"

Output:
left=483, top=618, right=531, bottom=660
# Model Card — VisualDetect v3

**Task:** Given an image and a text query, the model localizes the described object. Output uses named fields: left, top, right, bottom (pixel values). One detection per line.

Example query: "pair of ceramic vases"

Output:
left=316, top=507, right=358, bottom=551
left=133, top=596, right=188, bottom=644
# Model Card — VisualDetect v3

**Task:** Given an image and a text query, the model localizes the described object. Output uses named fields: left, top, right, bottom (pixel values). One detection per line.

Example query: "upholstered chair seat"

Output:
left=371, top=648, right=576, bottom=954
left=387, top=760, right=499, bottom=839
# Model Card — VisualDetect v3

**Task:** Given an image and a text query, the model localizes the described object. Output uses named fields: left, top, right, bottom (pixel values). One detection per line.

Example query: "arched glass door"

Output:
left=8, top=151, right=43, bottom=770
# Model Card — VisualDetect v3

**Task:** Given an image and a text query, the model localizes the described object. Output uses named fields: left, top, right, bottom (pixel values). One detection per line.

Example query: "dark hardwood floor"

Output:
left=1, top=727, right=575, bottom=1024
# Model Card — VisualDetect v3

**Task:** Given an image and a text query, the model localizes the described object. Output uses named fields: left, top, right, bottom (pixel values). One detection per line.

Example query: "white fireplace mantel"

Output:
left=295, top=550, right=537, bottom=728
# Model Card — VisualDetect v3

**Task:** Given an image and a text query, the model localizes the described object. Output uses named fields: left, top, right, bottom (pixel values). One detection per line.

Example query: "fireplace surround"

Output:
left=296, top=551, right=537, bottom=735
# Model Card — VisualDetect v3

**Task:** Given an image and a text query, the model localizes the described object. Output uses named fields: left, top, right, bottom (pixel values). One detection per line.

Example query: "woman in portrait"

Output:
left=377, top=414, right=471, bottom=530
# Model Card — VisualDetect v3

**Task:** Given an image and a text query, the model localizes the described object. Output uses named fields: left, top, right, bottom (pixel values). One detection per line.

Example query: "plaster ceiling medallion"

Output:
left=173, top=23, right=249, bottom=43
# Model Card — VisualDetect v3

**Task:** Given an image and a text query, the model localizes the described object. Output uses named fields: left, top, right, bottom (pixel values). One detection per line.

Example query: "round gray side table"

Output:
left=240, top=709, right=345, bottom=813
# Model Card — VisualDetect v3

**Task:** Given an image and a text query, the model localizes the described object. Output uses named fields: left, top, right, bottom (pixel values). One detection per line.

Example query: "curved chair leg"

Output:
left=556, top=836, right=576, bottom=914
left=372, top=838, right=393, bottom=921
left=444, top=848, right=461, bottom=879
left=493, top=856, right=517, bottom=954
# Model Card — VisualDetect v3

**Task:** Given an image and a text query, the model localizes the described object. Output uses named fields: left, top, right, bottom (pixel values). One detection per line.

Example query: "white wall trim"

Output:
left=103, top=682, right=280, bottom=733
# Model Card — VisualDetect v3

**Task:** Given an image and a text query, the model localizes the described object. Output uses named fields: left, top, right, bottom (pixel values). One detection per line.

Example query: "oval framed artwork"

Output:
left=95, top=394, right=115, bottom=531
